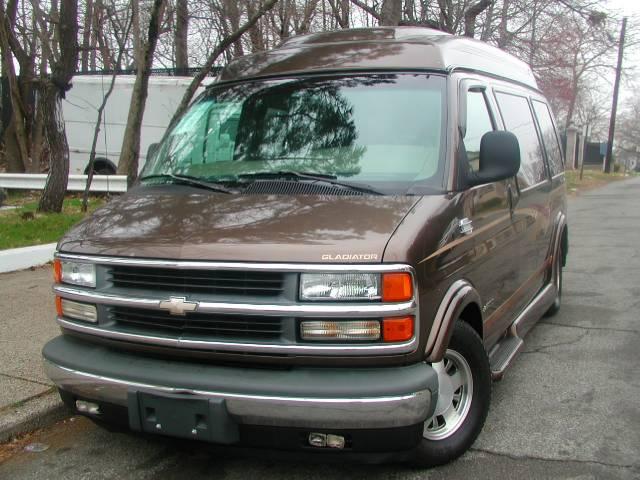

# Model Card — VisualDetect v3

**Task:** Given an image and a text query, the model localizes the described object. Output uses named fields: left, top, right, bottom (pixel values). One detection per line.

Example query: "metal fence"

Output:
left=0, top=174, right=128, bottom=192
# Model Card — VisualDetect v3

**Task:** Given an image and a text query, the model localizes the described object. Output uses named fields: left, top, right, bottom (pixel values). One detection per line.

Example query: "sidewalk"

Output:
left=0, top=265, right=69, bottom=442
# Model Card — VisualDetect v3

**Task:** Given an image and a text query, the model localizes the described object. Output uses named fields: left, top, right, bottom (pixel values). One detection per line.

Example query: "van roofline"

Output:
left=219, top=27, right=538, bottom=90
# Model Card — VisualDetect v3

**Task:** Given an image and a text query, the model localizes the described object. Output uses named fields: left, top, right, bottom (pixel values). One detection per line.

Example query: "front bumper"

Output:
left=43, top=336, right=438, bottom=434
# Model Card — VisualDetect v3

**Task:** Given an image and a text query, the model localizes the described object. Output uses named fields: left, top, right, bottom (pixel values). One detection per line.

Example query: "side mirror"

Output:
left=468, top=131, right=520, bottom=186
left=146, top=142, right=159, bottom=160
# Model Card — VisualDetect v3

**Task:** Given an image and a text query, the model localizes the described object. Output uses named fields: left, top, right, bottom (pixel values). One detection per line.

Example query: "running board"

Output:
left=489, top=335, right=524, bottom=381
left=489, top=284, right=556, bottom=380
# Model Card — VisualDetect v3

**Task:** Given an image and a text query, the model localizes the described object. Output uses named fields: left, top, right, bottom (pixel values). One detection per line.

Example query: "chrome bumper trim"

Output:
left=44, top=360, right=432, bottom=429
left=53, top=285, right=416, bottom=318
left=57, top=317, right=417, bottom=354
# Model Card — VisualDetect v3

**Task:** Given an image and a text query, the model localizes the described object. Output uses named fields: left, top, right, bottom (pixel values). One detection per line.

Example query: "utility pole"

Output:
left=604, top=16, right=627, bottom=174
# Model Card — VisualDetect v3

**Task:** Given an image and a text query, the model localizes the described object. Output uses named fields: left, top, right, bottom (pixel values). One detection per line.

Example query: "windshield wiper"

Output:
left=139, top=173, right=234, bottom=194
left=237, top=171, right=384, bottom=195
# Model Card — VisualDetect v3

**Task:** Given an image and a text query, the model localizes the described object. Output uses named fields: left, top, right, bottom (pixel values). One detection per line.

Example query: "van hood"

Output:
left=58, top=187, right=421, bottom=263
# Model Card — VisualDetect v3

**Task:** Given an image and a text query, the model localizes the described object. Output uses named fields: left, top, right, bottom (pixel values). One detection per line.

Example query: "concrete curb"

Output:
left=0, top=390, right=70, bottom=443
left=0, top=243, right=56, bottom=274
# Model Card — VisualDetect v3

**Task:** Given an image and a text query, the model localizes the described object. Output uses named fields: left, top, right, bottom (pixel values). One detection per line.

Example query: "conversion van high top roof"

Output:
left=44, top=27, right=567, bottom=466
left=220, top=27, right=537, bottom=88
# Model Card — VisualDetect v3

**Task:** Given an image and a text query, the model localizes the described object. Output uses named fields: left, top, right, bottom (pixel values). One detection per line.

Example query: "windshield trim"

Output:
left=141, top=71, right=449, bottom=195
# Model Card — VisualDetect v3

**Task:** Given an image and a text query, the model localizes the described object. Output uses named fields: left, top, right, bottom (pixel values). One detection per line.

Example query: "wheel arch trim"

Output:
left=551, top=212, right=567, bottom=281
left=424, top=280, right=482, bottom=362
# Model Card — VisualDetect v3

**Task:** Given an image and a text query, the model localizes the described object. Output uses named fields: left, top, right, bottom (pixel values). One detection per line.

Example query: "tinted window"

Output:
left=464, top=91, right=494, bottom=172
left=142, top=74, right=446, bottom=193
left=495, top=92, right=547, bottom=188
left=532, top=100, right=564, bottom=176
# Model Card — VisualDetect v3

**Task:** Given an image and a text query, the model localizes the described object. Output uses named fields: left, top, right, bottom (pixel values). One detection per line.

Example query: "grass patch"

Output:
left=0, top=195, right=106, bottom=250
left=564, top=168, right=633, bottom=195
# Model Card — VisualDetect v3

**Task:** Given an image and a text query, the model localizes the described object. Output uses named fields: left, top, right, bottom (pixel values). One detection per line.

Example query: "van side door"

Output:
left=458, top=81, right=520, bottom=346
left=493, top=90, right=553, bottom=314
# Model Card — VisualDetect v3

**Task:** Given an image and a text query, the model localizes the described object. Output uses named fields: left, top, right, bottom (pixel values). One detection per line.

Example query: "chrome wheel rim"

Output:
left=424, top=349, right=474, bottom=440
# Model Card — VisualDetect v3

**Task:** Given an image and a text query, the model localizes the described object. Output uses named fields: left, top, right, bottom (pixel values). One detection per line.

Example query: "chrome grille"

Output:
left=108, top=266, right=285, bottom=297
left=110, top=306, right=284, bottom=340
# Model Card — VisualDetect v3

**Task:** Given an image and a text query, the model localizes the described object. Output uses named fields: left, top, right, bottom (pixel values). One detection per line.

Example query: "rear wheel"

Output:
left=84, top=158, right=116, bottom=176
left=412, top=321, right=491, bottom=467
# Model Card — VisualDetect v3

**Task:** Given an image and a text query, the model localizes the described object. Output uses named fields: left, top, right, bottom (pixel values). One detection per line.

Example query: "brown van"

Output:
left=43, top=27, right=568, bottom=466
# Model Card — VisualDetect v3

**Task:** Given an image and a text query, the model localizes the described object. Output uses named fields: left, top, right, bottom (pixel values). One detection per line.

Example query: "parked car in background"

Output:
left=44, top=27, right=568, bottom=466
left=63, top=73, right=213, bottom=175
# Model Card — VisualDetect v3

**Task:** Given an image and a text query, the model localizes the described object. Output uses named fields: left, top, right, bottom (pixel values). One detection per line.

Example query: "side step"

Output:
left=489, top=335, right=524, bottom=381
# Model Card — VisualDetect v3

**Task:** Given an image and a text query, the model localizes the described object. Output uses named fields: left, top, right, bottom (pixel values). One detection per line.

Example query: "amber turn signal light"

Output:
left=382, top=273, right=413, bottom=302
left=53, top=259, right=62, bottom=283
left=55, top=296, right=63, bottom=316
left=382, top=316, right=414, bottom=342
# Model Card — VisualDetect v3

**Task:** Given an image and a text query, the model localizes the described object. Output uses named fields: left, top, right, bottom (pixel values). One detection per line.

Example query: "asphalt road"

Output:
left=1, top=177, right=639, bottom=479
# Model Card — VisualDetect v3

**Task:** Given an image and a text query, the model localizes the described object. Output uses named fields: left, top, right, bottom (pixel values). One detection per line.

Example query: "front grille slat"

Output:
left=109, top=278, right=283, bottom=292
left=110, top=307, right=283, bottom=340
left=109, top=266, right=285, bottom=297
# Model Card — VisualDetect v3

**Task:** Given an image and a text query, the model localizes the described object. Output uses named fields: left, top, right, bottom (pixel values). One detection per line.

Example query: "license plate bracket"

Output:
left=128, top=391, right=239, bottom=444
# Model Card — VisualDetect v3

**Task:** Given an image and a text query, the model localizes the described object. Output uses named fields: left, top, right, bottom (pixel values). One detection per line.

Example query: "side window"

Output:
left=495, top=92, right=547, bottom=188
left=532, top=100, right=564, bottom=176
left=464, top=91, right=494, bottom=172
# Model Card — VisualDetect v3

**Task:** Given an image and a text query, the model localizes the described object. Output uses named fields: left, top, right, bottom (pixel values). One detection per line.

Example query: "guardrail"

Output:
left=0, top=174, right=128, bottom=192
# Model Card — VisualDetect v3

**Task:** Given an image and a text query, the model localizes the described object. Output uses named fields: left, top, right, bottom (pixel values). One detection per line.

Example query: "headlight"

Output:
left=299, top=272, right=414, bottom=302
left=56, top=260, right=96, bottom=287
left=300, top=273, right=380, bottom=301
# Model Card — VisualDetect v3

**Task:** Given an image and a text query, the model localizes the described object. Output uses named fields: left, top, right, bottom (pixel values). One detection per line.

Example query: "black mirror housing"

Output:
left=468, top=131, right=521, bottom=187
left=146, top=142, right=159, bottom=160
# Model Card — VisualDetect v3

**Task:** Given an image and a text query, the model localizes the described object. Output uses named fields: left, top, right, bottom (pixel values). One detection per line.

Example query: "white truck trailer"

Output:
left=63, top=75, right=210, bottom=175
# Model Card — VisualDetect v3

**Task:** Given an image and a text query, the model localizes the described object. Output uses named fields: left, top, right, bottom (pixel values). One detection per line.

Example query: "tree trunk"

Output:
left=117, top=0, right=165, bottom=187
left=464, top=0, right=492, bottom=38
left=175, top=0, right=188, bottom=72
left=0, top=6, right=31, bottom=172
left=245, top=0, right=265, bottom=52
left=497, top=0, right=510, bottom=48
left=226, top=0, right=245, bottom=58
left=380, top=0, right=402, bottom=26
left=169, top=0, right=279, bottom=128
left=2, top=121, right=25, bottom=172
left=37, top=0, right=78, bottom=213
left=81, top=0, right=93, bottom=72
left=437, top=0, right=453, bottom=33
left=37, top=83, right=69, bottom=212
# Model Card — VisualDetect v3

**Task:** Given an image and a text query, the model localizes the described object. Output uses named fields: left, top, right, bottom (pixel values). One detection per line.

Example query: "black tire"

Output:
left=85, top=158, right=116, bottom=176
left=544, top=243, right=563, bottom=317
left=411, top=321, right=491, bottom=467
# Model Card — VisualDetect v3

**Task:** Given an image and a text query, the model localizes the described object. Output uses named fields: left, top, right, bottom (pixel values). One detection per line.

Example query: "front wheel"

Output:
left=412, top=321, right=491, bottom=467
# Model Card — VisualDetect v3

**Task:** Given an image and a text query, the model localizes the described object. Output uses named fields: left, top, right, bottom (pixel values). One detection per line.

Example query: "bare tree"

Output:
left=169, top=0, right=280, bottom=128
left=82, top=14, right=132, bottom=212
left=37, top=0, right=80, bottom=213
left=174, top=0, right=188, bottom=71
left=117, top=0, right=165, bottom=187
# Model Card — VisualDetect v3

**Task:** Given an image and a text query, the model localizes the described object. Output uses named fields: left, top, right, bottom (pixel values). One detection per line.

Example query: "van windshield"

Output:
left=141, top=74, right=446, bottom=194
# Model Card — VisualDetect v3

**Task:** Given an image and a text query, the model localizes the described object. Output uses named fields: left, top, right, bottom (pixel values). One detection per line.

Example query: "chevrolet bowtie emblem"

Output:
left=159, top=296, right=198, bottom=316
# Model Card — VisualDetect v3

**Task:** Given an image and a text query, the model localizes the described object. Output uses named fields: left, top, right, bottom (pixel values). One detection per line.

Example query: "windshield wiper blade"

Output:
left=238, top=171, right=384, bottom=195
left=139, top=173, right=234, bottom=194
